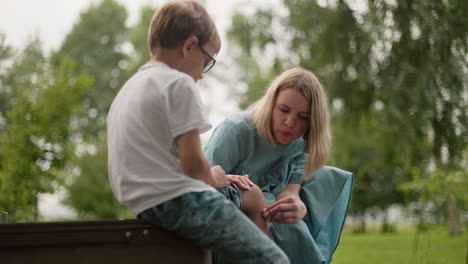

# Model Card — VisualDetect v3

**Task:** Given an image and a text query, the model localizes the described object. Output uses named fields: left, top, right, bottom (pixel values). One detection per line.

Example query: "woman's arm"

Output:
left=262, top=183, right=307, bottom=224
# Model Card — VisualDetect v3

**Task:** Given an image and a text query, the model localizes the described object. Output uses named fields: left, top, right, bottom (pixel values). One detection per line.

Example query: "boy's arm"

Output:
left=176, top=129, right=229, bottom=189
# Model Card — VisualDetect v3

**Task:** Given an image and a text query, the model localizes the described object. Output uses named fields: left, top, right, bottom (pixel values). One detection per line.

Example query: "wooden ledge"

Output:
left=0, top=219, right=212, bottom=264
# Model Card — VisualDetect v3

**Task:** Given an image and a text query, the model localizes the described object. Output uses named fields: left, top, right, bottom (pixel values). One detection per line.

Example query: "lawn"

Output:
left=332, top=225, right=467, bottom=264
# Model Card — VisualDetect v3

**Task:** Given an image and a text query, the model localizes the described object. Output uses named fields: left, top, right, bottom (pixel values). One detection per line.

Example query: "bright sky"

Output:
left=0, top=0, right=280, bottom=218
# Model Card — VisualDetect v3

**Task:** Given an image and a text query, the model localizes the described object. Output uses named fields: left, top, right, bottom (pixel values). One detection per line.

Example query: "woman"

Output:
left=204, top=67, right=353, bottom=264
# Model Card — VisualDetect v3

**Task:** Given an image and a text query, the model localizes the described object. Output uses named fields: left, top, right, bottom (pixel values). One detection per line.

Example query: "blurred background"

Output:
left=0, top=0, right=466, bottom=263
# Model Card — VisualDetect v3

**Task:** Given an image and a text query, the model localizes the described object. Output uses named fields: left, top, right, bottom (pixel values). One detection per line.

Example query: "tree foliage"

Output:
left=0, top=39, right=92, bottom=222
left=61, top=2, right=157, bottom=220
left=63, top=140, right=132, bottom=220
left=126, top=6, right=157, bottom=74
left=369, top=0, right=467, bottom=235
left=51, top=0, right=128, bottom=137
left=0, top=33, right=13, bottom=118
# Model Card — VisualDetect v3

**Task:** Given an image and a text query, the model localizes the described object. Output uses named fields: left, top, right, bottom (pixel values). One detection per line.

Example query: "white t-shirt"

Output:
left=107, top=61, right=216, bottom=215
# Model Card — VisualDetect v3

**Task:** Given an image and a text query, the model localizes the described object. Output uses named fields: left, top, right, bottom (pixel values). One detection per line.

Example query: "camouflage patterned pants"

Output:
left=139, top=190, right=289, bottom=264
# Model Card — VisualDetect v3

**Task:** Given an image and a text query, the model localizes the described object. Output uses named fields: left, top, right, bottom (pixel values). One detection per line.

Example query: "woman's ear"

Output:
left=181, top=35, right=198, bottom=57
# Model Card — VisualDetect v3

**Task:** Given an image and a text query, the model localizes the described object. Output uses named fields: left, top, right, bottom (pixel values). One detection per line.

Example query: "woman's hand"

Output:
left=262, top=184, right=307, bottom=224
left=210, top=165, right=230, bottom=189
left=227, top=174, right=254, bottom=190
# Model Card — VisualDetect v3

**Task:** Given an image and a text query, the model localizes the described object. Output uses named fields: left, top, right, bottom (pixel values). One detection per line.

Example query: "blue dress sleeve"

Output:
left=288, top=152, right=307, bottom=184
left=203, top=120, right=243, bottom=173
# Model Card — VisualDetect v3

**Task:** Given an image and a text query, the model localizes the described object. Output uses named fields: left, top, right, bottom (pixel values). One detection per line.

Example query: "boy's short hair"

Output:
left=148, top=0, right=218, bottom=55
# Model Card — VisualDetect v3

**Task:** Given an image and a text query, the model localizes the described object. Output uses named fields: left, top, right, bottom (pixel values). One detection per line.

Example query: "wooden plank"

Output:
left=0, top=219, right=212, bottom=264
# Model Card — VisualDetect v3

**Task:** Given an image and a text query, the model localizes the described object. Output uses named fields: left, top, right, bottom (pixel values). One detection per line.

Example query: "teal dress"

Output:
left=204, top=112, right=353, bottom=264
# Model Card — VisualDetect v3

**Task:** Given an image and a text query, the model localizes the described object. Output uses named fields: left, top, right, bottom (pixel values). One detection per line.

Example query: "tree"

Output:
left=0, top=39, right=92, bottom=222
left=227, top=10, right=285, bottom=109
left=370, top=0, right=467, bottom=235
left=51, top=0, right=129, bottom=137
left=227, top=0, right=467, bottom=234
left=126, top=6, right=157, bottom=75
left=63, top=140, right=132, bottom=219
left=0, top=33, right=13, bottom=118
left=48, top=0, right=128, bottom=219
left=62, top=3, right=157, bottom=219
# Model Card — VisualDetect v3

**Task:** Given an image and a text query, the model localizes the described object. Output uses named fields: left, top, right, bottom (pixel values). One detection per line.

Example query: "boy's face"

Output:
left=182, top=37, right=220, bottom=82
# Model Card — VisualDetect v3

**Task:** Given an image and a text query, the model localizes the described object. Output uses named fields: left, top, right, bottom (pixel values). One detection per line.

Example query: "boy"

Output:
left=107, top=1, right=289, bottom=263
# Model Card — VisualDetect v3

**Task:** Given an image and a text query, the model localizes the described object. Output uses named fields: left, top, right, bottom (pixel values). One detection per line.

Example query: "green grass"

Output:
left=332, top=225, right=467, bottom=264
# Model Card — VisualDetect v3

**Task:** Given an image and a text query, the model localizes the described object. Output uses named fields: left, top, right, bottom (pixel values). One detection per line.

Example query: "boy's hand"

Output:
left=227, top=174, right=254, bottom=190
left=211, top=165, right=230, bottom=189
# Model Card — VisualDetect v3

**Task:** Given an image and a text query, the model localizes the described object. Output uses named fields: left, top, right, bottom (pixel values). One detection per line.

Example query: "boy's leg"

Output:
left=238, top=185, right=269, bottom=235
left=218, top=184, right=269, bottom=235
left=140, top=191, right=290, bottom=264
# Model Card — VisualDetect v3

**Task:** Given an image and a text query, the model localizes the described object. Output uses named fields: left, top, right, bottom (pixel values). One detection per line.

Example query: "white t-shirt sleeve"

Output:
left=164, top=77, right=212, bottom=138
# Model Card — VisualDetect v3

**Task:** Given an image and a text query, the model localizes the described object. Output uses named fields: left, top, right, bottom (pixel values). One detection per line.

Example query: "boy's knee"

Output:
left=240, top=185, right=266, bottom=214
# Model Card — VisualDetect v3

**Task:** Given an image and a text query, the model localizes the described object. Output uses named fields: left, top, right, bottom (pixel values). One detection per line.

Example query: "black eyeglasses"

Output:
left=198, top=46, right=216, bottom=73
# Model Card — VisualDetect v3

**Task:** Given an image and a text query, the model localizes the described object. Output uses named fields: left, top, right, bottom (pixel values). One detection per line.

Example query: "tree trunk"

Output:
left=33, top=192, right=39, bottom=222
left=447, top=198, right=462, bottom=236
left=412, top=227, right=419, bottom=255
left=359, top=216, right=366, bottom=233
left=412, top=205, right=425, bottom=255
left=381, top=207, right=395, bottom=233
left=352, top=213, right=366, bottom=233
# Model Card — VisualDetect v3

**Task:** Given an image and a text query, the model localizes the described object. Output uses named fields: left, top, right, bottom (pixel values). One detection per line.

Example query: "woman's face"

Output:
left=271, top=88, right=310, bottom=144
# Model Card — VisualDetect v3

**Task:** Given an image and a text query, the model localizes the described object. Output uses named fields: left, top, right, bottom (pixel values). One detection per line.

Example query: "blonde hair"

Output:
left=148, top=0, right=218, bottom=56
left=248, top=67, right=331, bottom=179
